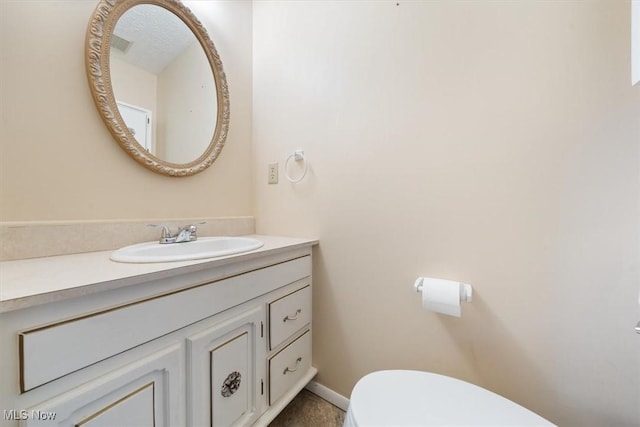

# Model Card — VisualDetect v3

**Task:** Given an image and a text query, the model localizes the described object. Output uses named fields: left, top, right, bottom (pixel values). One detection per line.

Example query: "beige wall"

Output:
left=253, top=1, right=640, bottom=426
left=109, top=55, right=158, bottom=115
left=0, top=0, right=253, bottom=221
left=158, top=42, right=217, bottom=164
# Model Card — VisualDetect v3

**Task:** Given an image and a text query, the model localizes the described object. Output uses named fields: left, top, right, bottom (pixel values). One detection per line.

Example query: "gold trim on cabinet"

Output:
left=268, top=284, right=311, bottom=306
left=18, top=334, right=25, bottom=393
left=18, top=255, right=310, bottom=393
left=74, top=381, right=155, bottom=427
left=268, top=329, right=310, bottom=361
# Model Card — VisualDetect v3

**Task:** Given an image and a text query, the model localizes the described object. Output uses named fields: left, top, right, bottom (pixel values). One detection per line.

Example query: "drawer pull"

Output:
left=283, top=309, right=302, bottom=322
left=283, top=357, right=303, bottom=375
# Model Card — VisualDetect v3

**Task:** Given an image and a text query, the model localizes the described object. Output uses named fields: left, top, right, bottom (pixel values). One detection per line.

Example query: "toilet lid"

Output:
left=347, top=370, right=554, bottom=426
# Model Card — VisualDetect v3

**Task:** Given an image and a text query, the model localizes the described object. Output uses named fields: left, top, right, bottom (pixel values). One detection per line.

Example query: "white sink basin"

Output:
left=110, top=237, right=264, bottom=263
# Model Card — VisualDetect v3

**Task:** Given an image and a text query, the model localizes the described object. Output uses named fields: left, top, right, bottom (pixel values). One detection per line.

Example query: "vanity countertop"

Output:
left=0, top=235, right=318, bottom=313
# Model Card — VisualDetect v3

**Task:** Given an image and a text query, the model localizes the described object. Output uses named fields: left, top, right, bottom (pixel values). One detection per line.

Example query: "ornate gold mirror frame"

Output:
left=85, top=0, right=230, bottom=177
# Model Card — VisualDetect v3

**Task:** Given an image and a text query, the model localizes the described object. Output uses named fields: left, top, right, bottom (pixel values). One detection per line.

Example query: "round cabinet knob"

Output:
left=221, top=371, right=242, bottom=397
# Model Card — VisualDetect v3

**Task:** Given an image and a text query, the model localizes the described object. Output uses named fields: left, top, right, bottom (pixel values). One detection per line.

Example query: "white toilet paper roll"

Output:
left=415, top=277, right=472, bottom=317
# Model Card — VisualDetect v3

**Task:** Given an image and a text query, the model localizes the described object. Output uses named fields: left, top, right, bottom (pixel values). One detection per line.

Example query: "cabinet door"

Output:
left=211, top=332, right=248, bottom=426
left=187, top=306, right=266, bottom=427
left=22, top=344, right=182, bottom=427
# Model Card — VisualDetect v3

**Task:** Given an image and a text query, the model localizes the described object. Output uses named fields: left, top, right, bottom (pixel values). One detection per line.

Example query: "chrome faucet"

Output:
left=147, top=223, right=201, bottom=244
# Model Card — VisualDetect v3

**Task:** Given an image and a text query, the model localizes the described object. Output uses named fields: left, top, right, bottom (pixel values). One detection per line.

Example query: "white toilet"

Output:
left=344, top=370, right=555, bottom=426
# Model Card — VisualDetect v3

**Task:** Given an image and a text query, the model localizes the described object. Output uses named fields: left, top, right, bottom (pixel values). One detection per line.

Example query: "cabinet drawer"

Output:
left=269, top=286, right=311, bottom=350
left=268, top=330, right=311, bottom=405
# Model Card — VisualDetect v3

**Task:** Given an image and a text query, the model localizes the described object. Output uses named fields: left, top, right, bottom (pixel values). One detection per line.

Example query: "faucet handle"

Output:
left=180, top=221, right=206, bottom=234
left=174, top=223, right=201, bottom=243
left=146, top=223, right=174, bottom=243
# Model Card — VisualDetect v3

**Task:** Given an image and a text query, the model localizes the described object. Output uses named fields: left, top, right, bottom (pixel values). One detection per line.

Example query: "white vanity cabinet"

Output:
left=0, top=240, right=317, bottom=427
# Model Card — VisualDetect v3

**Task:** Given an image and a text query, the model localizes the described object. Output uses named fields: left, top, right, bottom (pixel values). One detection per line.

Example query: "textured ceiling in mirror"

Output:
left=113, top=4, right=195, bottom=74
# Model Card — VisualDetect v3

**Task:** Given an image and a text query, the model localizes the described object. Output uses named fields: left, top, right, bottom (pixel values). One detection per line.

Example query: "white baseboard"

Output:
left=305, top=381, right=350, bottom=411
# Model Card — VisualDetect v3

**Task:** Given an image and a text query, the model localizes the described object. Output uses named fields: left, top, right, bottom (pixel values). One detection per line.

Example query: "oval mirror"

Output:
left=86, top=0, right=229, bottom=176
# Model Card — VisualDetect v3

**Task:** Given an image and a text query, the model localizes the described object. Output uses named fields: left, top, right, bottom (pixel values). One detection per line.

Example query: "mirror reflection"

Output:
left=110, top=4, right=217, bottom=164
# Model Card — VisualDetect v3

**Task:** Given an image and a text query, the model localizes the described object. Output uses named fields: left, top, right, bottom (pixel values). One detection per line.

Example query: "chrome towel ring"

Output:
left=284, top=150, right=308, bottom=183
